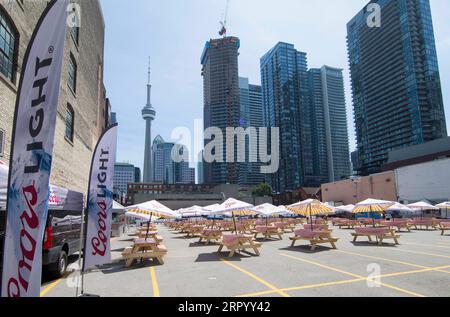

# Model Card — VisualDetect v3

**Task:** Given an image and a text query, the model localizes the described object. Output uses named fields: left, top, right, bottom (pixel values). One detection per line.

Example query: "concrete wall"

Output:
left=0, top=0, right=106, bottom=195
left=395, top=158, right=450, bottom=204
left=321, top=171, right=397, bottom=205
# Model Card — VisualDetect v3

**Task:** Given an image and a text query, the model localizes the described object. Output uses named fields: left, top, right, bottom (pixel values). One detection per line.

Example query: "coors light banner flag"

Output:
left=83, top=124, right=118, bottom=271
left=1, top=0, right=69, bottom=297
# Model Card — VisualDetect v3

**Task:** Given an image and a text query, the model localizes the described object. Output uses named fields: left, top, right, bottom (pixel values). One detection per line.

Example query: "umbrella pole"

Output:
left=309, top=204, right=313, bottom=231
left=232, top=212, right=237, bottom=234
left=145, top=213, right=152, bottom=241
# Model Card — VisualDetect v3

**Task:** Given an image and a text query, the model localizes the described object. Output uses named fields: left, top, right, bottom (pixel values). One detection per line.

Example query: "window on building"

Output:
left=71, top=26, right=79, bottom=46
left=65, top=104, right=74, bottom=142
left=68, top=53, right=77, bottom=93
left=0, top=128, right=4, bottom=157
left=0, top=7, right=18, bottom=82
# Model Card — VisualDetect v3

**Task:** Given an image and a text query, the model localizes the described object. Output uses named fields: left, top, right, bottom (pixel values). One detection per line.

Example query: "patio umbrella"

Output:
left=436, top=202, right=450, bottom=219
left=213, top=198, right=255, bottom=233
left=386, top=202, right=413, bottom=219
left=125, top=200, right=177, bottom=240
left=253, top=203, right=292, bottom=226
left=178, top=205, right=210, bottom=223
left=352, top=198, right=394, bottom=227
left=334, top=204, right=355, bottom=214
left=407, top=201, right=440, bottom=219
left=287, top=199, right=333, bottom=230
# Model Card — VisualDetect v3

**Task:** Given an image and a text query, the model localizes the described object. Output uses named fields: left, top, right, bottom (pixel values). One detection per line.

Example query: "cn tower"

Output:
left=142, top=58, right=156, bottom=183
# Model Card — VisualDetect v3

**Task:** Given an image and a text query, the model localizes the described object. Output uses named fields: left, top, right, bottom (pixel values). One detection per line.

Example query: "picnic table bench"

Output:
left=439, top=222, right=450, bottom=236
left=218, top=234, right=262, bottom=257
left=333, top=219, right=359, bottom=229
left=409, top=219, right=439, bottom=231
left=252, top=226, right=283, bottom=240
left=136, top=230, right=163, bottom=242
left=272, top=222, right=294, bottom=233
left=380, top=220, right=411, bottom=232
left=185, top=225, right=206, bottom=238
left=198, top=229, right=223, bottom=244
left=121, top=238, right=167, bottom=267
left=352, top=227, right=400, bottom=245
left=289, top=229, right=339, bottom=251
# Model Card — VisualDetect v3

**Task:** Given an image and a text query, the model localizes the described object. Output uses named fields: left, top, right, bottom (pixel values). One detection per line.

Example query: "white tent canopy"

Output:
left=386, top=202, right=413, bottom=213
left=178, top=205, right=210, bottom=217
left=407, top=201, right=440, bottom=211
left=355, top=198, right=394, bottom=206
left=113, top=200, right=125, bottom=212
left=436, top=202, right=450, bottom=208
left=125, top=200, right=177, bottom=221
left=213, top=198, right=254, bottom=216
left=334, top=204, right=355, bottom=213
left=252, top=203, right=292, bottom=217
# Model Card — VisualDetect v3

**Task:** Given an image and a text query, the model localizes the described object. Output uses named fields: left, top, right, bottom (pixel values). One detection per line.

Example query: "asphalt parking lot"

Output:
left=40, top=224, right=450, bottom=297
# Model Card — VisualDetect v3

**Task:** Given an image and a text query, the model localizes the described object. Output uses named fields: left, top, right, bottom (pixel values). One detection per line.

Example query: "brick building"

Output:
left=0, top=0, right=109, bottom=195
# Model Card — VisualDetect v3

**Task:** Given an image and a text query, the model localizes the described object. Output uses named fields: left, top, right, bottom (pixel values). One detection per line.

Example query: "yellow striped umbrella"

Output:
left=288, top=199, right=333, bottom=229
left=352, top=198, right=394, bottom=227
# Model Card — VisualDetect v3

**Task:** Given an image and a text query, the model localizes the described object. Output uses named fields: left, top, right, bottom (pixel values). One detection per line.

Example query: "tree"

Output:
left=252, top=183, right=273, bottom=197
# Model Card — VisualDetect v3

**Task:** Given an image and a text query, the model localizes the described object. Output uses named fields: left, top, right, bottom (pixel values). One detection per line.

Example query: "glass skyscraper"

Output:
left=308, top=66, right=351, bottom=183
left=260, top=42, right=310, bottom=193
left=238, top=77, right=265, bottom=186
left=347, top=0, right=447, bottom=175
left=261, top=43, right=351, bottom=193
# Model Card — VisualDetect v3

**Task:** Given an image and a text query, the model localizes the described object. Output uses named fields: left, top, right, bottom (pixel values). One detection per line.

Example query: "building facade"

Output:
left=0, top=0, right=108, bottom=195
left=201, top=37, right=241, bottom=185
left=260, top=42, right=309, bottom=193
left=152, top=135, right=194, bottom=185
left=113, top=163, right=137, bottom=197
left=347, top=0, right=447, bottom=176
left=308, top=66, right=351, bottom=183
left=238, top=77, right=265, bottom=186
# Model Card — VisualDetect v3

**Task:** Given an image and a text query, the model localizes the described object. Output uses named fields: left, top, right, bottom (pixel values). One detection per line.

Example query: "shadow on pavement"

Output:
left=279, top=245, right=333, bottom=254
left=194, top=252, right=250, bottom=262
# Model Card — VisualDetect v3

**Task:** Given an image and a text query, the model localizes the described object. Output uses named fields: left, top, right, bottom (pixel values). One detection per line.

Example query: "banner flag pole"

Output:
left=0, top=0, right=68, bottom=298
left=78, top=124, right=118, bottom=297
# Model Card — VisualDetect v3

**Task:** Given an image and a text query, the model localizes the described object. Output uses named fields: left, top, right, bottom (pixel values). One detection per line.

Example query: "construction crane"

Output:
left=219, top=0, right=230, bottom=37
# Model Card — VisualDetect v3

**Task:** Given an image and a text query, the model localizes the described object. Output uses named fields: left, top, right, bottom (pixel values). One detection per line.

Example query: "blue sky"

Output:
left=100, top=0, right=450, bottom=171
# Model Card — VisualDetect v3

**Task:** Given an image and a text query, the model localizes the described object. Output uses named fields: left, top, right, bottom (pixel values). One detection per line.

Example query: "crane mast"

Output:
left=219, top=0, right=230, bottom=37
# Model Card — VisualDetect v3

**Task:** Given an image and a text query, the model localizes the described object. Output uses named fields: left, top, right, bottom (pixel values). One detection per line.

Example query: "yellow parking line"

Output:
left=40, top=277, right=64, bottom=297
left=220, top=258, right=290, bottom=297
left=236, top=264, right=450, bottom=297
left=406, top=242, right=450, bottom=250
left=392, top=248, right=450, bottom=260
left=333, top=249, right=450, bottom=275
left=237, top=278, right=364, bottom=297
left=280, top=253, right=425, bottom=297
left=149, top=267, right=160, bottom=297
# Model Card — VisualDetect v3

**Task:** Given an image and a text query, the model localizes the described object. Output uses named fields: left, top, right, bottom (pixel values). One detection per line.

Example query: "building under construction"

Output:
left=201, top=37, right=241, bottom=185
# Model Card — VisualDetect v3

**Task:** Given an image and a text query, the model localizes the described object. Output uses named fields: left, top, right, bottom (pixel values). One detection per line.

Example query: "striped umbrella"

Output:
left=125, top=200, right=177, bottom=240
left=353, top=198, right=394, bottom=227
left=212, top=198, right=255, bottom=232
left=288, top=199, right=333, bottom=230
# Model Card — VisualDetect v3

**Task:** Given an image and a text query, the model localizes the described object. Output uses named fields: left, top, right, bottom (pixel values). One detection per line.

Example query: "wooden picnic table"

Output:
left=290, top=229, right=338, bottom=251
left=137, top=230, right=163, bottom=242
left=218, top=234, right=262, bottom=257
left=198, top=229, right=223, bottom=244
left=439, top=222, right=450, bottom=236
left=253, top=226, right=283, bottom=240
left=352, top=227, right=400, bottom=245
left=122, top=238, right=167, bottom=267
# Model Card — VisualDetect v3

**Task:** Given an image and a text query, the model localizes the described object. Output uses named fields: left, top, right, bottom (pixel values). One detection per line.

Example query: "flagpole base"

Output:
left=78, top=293, right=100, bottom=297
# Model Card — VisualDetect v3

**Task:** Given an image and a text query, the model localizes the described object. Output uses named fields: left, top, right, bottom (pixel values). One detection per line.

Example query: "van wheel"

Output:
left=49, top=250, right=68, bottom=278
